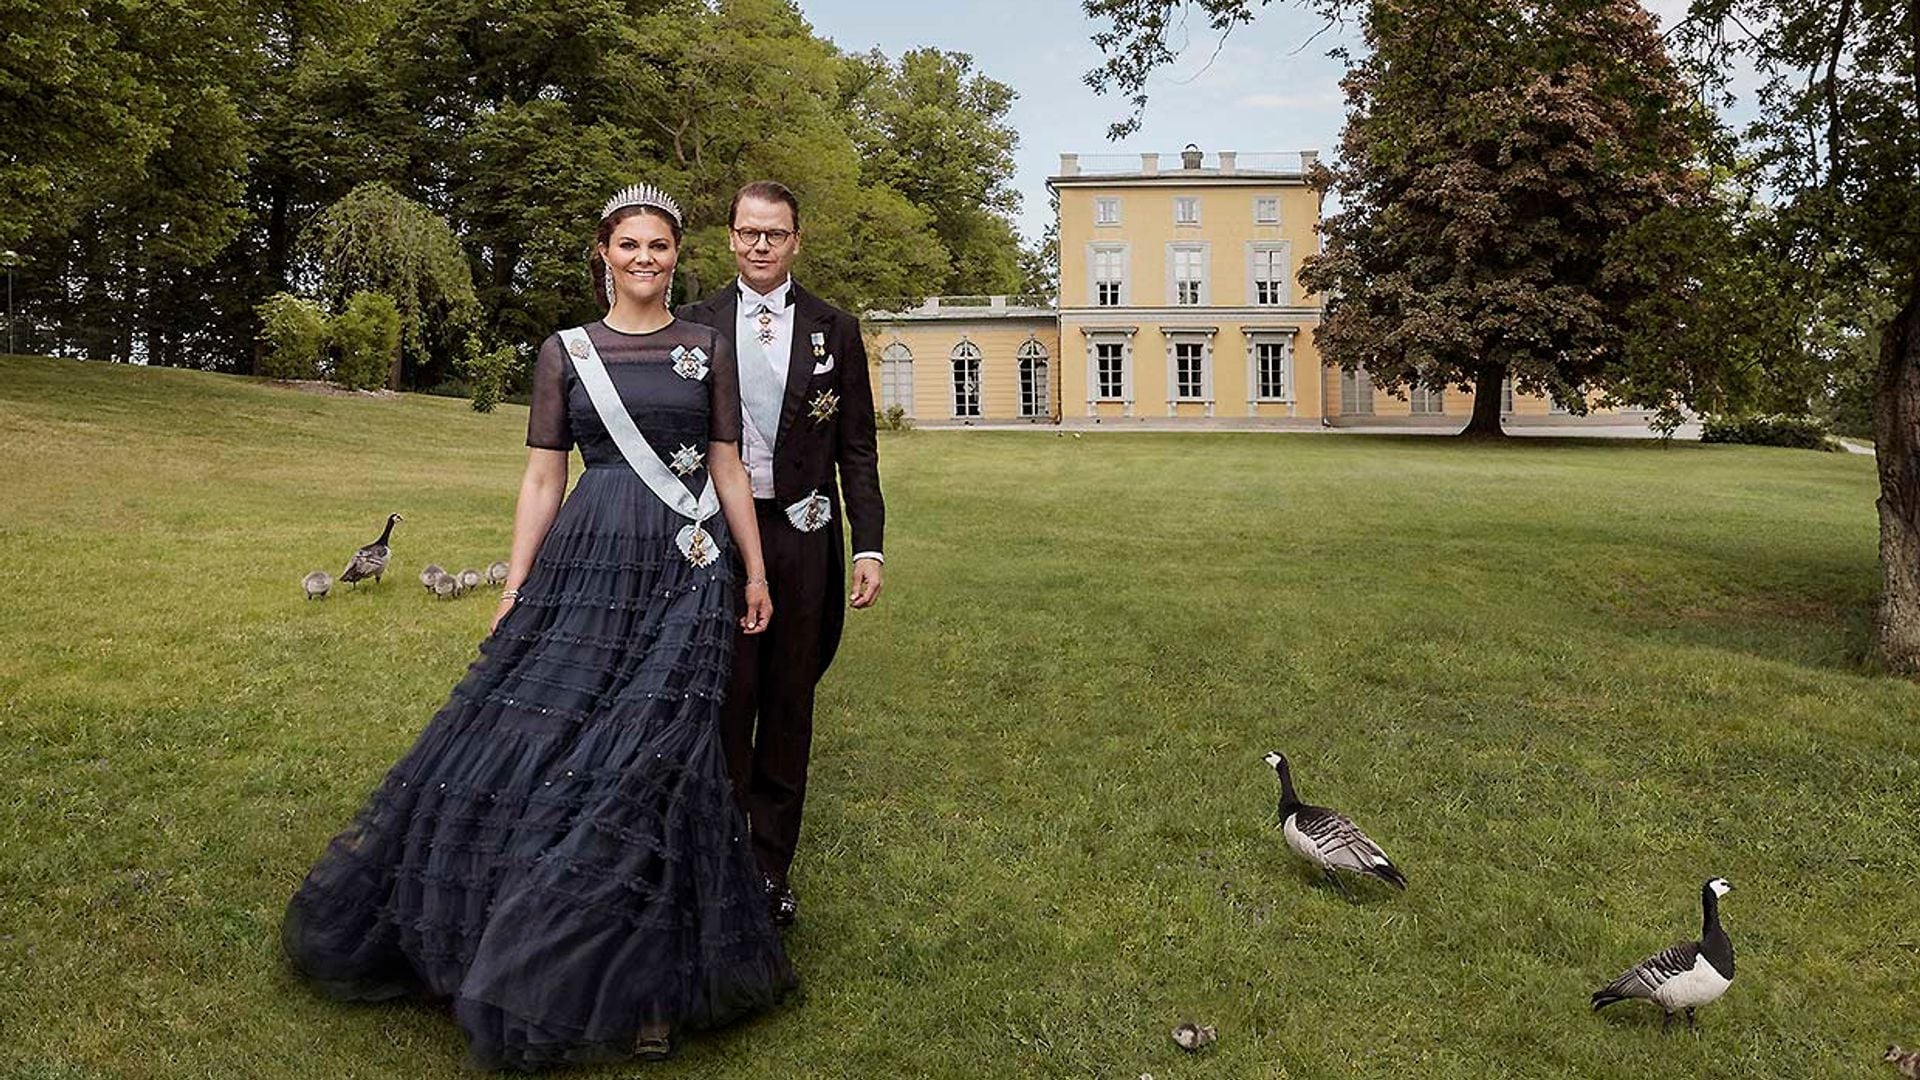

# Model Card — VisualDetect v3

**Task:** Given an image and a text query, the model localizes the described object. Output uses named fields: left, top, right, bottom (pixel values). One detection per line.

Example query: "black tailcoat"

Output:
left=677, top=281, right=884, bottom=669
left=677, top=280, right=885, bottom=879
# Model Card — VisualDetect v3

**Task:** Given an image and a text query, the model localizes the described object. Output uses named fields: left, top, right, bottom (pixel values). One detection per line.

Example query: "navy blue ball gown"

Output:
left=282, top=318, right=794, bottom=1069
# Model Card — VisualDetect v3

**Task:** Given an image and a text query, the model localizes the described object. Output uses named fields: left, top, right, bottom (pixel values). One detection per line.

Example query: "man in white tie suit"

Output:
left=677, top=180, right=886, bottom=927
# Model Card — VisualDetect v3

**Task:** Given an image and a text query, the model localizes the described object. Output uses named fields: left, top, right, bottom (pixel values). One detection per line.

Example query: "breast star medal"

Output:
left=668, top=444, right=704, bottom=476
left=670, top=345, right=709, bottom=381
left=808, top=388, right=840, bottom=423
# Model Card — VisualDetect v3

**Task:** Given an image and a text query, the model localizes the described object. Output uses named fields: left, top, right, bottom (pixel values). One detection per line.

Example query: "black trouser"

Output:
left=721, top=498, right=834, bottom=881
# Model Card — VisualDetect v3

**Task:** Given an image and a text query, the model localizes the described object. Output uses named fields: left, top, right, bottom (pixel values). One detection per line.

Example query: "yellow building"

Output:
left=866, top=145, right=1654, bottom=429
left=1055, top=147, right=1323, bottom=421
left=864, top=296, right=1060, bottom=423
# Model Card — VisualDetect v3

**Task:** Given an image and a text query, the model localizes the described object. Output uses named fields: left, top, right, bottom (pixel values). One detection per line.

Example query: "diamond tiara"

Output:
left=600, top=183, right=683, bottom=227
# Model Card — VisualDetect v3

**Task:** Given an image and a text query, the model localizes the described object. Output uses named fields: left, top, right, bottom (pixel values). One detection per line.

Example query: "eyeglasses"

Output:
left=730, top=227, right=796, bottom=246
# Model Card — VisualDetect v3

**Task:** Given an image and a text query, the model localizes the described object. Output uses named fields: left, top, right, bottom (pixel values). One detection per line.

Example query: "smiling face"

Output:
left=597, top=208, right=679, bottom=314
left=729, top=195, right=800, bottom=295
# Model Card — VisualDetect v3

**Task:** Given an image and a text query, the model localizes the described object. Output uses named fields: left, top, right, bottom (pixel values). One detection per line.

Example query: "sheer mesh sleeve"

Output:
left=526, top=334, right=574, bottom=451
left=706, top=328, right=742, bottom=444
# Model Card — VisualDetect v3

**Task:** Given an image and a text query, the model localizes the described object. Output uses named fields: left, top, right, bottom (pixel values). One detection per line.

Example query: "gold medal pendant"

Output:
left=676, top=523, right=720, bottom=567
left=783, top=491, right=832, bottom=533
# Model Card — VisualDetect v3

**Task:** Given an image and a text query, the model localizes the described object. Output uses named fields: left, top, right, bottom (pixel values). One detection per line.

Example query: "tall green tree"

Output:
left=0, top=0, right=169, bottom=249
left=1668, top=0, right=1920, bottom=673
left=623, top=0, right=949, bottom=312
left=4, top=0, right=258, bottom=365
left=839, top=48, right=1026, bottom=296
left=1298, top=0, right=1712, bottom=435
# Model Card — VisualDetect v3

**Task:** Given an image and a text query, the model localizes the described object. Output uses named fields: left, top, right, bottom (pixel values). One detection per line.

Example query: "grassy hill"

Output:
left=0, top=354, right=1912, bottom=1078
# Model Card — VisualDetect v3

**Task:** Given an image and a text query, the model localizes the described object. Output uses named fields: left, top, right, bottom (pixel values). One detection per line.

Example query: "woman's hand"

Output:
left=741, top=580, right=772, bottom=635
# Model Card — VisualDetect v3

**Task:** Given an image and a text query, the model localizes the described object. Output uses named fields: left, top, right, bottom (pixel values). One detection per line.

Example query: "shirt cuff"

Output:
left=852, top=551, right=884, bottom=565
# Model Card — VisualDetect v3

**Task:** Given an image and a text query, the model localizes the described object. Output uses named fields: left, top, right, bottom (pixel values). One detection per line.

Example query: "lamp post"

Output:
left=0, top=250, right=17, bottom=356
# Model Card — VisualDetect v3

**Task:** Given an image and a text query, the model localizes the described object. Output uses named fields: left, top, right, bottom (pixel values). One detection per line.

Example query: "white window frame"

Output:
left=1246, top=242, right=1291, bottom=307
left=1254, top=196, right=1279, bottom=224
left=1084, top=327, right=1137, bottom=416
left=1017, top=338, right=1049, bottom=419
left=1410, top=384, right=1446, bottom=415
left=1245, top=329, right=1297, bottom=407
left=1166, top=243, right=1210, bottom=307
left=1095, top=343, right=1126, bottom=400
left=1095, top=197, right=1121, bottom=226
left=1174, top=342, right=1206, bottom=400
left=1174, top=196, right=1201, bottom=225
left=880, top=339, right=915, bottom=417
left=950, top=340, right=982, bottom=418
left=1341, top=367, right=1374, bottom=416
left=1086, top=242, right=1130, bottom=308
left=1162, top=327, right=1218, bottom=415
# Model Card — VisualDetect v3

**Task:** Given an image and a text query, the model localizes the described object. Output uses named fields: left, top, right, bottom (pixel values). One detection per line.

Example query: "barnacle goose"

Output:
left=340, top=513, right=402, bottom=586
left=1264, top=750, right=1407, bottom=900
left=1591, top=878, right=1735, bottom=1032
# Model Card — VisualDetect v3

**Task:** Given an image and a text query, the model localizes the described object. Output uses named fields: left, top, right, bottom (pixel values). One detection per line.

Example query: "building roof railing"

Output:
left=868, top=294, right=1059, bottom=319
left=1053, top=148, right=1319, bottom=181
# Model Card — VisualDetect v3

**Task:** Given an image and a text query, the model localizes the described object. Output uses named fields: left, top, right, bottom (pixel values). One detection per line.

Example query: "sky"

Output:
left=797, top=0, right=1760, bottom=246
left=799, top=0, right=1364, bottom=244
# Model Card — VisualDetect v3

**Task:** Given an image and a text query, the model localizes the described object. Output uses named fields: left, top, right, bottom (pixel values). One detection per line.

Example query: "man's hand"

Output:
left=849, top=557, right=883, bottom=609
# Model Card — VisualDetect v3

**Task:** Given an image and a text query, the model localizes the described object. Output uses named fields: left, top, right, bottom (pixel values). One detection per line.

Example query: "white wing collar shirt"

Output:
left=734, top=275, right=795, bottom=499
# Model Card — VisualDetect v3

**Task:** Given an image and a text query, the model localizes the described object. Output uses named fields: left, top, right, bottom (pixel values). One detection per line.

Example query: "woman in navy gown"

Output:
left=282, top=184, right=794, bottom=1068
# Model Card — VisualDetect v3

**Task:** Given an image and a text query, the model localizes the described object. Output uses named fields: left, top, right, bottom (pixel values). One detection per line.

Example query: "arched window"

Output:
left=880, top=341, right=914, bottom=415
left=1017, top=339, right=1049, bottom=418
left=951, top=341, right=982, bottom=418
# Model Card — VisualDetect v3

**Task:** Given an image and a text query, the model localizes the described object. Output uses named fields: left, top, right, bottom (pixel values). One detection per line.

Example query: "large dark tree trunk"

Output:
left=1462, top=363, right=1506, bottom=437
left=1874, top=276, right=1920, bottom=675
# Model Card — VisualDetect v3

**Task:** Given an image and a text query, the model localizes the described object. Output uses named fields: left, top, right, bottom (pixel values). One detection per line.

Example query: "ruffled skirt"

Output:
left=282, top=467, right=794, bottom=1069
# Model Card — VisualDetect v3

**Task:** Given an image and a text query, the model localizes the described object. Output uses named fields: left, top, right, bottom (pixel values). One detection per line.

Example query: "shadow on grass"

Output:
left=1591, top=1004, right=1715, bottom=1035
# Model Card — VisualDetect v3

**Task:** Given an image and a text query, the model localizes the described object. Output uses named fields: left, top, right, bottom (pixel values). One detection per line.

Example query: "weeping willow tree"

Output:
left=300, top=182, right=479, bottom=389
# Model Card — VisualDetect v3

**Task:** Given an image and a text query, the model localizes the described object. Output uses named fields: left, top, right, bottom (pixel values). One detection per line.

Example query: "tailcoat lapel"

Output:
left=778, top=285, right=825, bottom=444
left=707, top=288, right=741, bottom=348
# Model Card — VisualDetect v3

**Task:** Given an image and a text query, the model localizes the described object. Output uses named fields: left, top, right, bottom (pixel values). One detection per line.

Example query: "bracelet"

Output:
left=500, top=588, right=520, bottom=601
left=745, top=577, right=769, bottom=587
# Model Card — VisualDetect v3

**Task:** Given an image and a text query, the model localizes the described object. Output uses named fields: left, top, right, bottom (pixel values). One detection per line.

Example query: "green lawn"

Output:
left=1, top=354, right=1914, bottom=1079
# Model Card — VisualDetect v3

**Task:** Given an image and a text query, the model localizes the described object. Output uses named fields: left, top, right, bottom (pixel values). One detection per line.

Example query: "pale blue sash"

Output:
left=560, top=326, right=721, bottom=564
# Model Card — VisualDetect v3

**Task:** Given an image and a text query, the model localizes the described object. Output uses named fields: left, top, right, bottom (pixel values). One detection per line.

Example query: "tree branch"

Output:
left=1822, top=0, right=1853, bottom=190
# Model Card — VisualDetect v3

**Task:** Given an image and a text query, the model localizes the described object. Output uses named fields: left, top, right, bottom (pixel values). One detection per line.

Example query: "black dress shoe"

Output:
left=763, top=874, right=797, bottom=928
